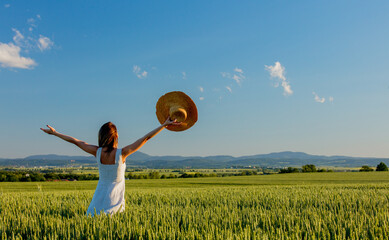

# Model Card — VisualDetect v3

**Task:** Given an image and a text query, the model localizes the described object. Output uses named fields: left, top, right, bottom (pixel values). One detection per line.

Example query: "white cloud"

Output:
left=281, top=81, right=293, bottom=96
left=0, top=42, right=36, bottom=69
left=234, top=67, right=243, bottom=73
left=329, top=96, right=334, bottom=103
left=133, top=65, right=148, bottom=79
left=199, top=97, right=204, bottom=101
left=182, top=72, right=186, bottom=80
left=38, top=35, right=53, bottom=51
left=4, top=4, right=10, bottom=8
left=12, top=29, right=24, bottom=46
left=233, top=74, right=243, bottom=85
left=1, top=15, right=54, bottom=70
left=199, top=86, right=204, bottom=92
left=313, top=92, right=325, bottom=103
left=226, top=86, right=232, bottom=93
left=265, top=61, right=293, bottom=96
left=265, top=61, right=286, bottom=80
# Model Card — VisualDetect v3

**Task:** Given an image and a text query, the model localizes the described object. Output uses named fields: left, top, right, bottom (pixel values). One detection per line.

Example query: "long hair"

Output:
left=98, top=122, right=118, bottom=152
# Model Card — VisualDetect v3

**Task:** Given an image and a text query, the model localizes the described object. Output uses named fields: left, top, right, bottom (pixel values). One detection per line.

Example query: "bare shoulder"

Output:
left=84, top=144, right=99, bottom=157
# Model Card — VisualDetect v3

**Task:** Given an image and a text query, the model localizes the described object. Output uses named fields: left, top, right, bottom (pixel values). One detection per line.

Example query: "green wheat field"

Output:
left=1, top=172, right=388, bottom=239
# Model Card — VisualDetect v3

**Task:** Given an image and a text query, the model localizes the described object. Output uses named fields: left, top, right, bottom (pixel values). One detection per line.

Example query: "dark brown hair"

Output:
left=98, top=122, right=118, bottom=152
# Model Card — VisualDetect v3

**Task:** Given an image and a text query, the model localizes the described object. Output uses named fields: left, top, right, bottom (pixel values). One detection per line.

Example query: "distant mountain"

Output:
left=0, top=151, right=388, bottom=168
left=240, top=151, right=326, bottom=160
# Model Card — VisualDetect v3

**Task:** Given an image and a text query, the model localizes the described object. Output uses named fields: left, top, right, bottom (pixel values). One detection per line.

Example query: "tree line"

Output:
left=279, top=162, right=388, bottom=173
left=359, top=162, right=388, bottom=172
left=127, top=170, right=258, bottom=179
left=0, top=171, right=98, bottom=182
left=279, top=164, right=332, bottom=173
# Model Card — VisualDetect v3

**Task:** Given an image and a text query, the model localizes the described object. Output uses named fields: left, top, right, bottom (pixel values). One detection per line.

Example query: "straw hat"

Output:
left=156, top=91, right=198, bottom=131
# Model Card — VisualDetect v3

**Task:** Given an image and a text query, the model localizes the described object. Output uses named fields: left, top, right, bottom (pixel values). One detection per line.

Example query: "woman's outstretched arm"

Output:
left=40, top=125, right=98, bottom=156
left=122, top=118, right=180, bottom=159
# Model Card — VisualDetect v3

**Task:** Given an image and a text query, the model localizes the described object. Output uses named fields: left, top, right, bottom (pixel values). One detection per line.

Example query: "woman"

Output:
left=40, top=117, right=180, bottom=216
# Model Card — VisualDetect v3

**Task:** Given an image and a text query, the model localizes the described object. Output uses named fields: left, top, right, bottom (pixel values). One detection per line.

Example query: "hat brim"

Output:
left=156, top=91, right=198, bottom=132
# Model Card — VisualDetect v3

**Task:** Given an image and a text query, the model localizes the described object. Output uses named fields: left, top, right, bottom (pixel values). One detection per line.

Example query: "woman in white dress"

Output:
left=40, top=117, right=180, bottom=216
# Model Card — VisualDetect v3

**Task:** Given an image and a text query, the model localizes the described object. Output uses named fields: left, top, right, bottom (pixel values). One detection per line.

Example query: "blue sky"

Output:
left=1, top=1, right=389, bottom=158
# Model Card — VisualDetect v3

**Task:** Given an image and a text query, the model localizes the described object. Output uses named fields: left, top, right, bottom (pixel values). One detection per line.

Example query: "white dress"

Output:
left=86, top=148, right=126, bottom=216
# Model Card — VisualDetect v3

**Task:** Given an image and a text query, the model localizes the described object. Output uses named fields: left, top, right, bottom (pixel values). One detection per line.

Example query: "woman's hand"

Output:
left=163, top=117, right=182, bottom=127
left=40, top=125, right=97, bottom=156
left=40, top=125, right=57, bottom=135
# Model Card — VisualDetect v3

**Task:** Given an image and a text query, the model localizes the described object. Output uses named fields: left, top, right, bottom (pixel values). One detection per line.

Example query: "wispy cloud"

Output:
left=133, top=65, right=140, bottom=73
left=27, top=15, right=42, bottom=32
left=182, top=72, right=186, bottom=80
left=281, top=81, right=293, bottom=96
left=0, top=43, right=36, bottom=69
left=226, top=86, right=232, bottom=93
left=221, top=67, right=245, bottom=86
left=232, top=67, right=245, bottom=85
left=234, top=67, right=243, bottom=74
left=198, top=87, right=204, bottom=101
left=1, top=15, right=54, bottom=70
left=4, top=4, right=10, bottom=8
left=329, top=96, right=334, bottom=103
left=133, top=65, right=148, bottom=79
left=313, top=92, right=325, bottom=103
left=232, top=74, right=242, bottom=85
left=12, top=29, right=24, bottom=46
left=27, top=18, right=36, bottom=29
left=265, top=61, right=293, bottom=96
left=12, top=28, right=42, bottom=50
left=38, top=35, right=53, bottom=51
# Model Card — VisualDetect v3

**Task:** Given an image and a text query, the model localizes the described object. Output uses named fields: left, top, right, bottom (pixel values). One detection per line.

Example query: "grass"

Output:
left=1, top=172, right=388, bottom=239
